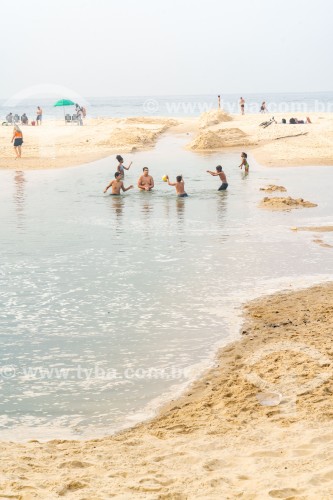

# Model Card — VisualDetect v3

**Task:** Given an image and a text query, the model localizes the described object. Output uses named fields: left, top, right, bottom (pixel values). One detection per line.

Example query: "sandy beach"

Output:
left=1, top=111, right=333, bottom=170
left=1, top=282, right=333, bottom=498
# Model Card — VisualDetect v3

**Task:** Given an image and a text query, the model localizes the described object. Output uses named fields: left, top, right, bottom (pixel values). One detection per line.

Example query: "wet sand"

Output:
left=1, top=283, right=333, bottom=498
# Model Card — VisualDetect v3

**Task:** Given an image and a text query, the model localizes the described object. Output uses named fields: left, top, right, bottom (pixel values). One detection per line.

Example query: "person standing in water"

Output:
left=207, top=165, right=228, bottom=190
left=218, top=95, right=221, bottom=109
left=116, top=155, right=132, bottom=179
left=260, top=101, right=267, bottom=113
left=137, top=167, right=154, bottom=191
left=166, top=175, right=188, bottom=197
left=238, top=152, right=249, bottom=174
left=239, top=97, right=245, bottom=115
left=104, top=172, right=133, bottom=195
left=11, top=124, right=23, bottom=158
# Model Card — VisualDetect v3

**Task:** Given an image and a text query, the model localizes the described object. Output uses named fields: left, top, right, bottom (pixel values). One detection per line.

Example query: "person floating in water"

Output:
left=207, top=165, right=228, bottom=190
left=104, top=172, right=133, bottom=195
left=238, top=152, right=249, bottom=174
left=138, top=167, right=154, bottom=191
left=166, top=175, right=188, bottom=197
left=116, top=155, right=132, bottom=179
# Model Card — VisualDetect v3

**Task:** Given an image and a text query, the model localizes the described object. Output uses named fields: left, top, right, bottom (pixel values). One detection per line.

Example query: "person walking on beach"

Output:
left=104, top=172, right=133, bottom=195
left=166, top=175, right=188, bottom=197
left=116, top=155, right=132, bottom=179
left=238, top=152, right=249, bottom=175
left=11, top=124, right=23, bottom=158
left=260, top=101, right=267, bottom=113
left=138, top=167, right=154, bottom=191
left=36, top=106, right=42, bottom=125
left=218, top=95, right=221, bottom=109
left=207, top=165, right=228, bottom=190
left=239, top=97, right=245, bottom=115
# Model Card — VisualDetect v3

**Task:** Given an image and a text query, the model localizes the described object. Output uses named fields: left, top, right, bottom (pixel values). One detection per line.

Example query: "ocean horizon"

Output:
left=1, top=91, right=333, bottom=121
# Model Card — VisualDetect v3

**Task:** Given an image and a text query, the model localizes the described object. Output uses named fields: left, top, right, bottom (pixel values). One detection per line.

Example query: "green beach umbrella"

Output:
left=54, top=99, right=75, bottom=119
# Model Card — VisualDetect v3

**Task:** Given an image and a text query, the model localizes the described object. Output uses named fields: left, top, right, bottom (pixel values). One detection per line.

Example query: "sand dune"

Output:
left=188, top=127, right=251, bottom=150
left=198, top=109, right=233, bottom=128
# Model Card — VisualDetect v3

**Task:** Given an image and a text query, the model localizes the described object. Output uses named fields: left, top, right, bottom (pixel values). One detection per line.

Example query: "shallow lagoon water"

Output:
left=1, top=134, right=333, bottom=440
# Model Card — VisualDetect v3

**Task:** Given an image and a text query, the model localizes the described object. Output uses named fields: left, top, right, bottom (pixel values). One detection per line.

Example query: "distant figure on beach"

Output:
left=116, top=155, right=132, bottom=179
left=75, top=103, right=86, bottom=125
left=238, top=152, right=249, bottom=175
left=75, top=103, right=86, bottom=118
left=36, top=106, right=42, bottom=125
left=11, top=124, right=23, bottom=158
left=207, top=165, right=228, bottom=190
left=76, top=108, right=83, bottom=126
left=138, top=167, right=154, bottom=191
left=104, top=172, right=133, bottom=195
left=6, top=112, right=13, bottom=124
left=218, top=95, right=221, bottom=109
left=260, top=101, right=267, bottom=113
left=166, top=175, right=188, bottom=197
left=239, top=97, right=245, bottom=115
left=21, top=113, right=28, bottom=125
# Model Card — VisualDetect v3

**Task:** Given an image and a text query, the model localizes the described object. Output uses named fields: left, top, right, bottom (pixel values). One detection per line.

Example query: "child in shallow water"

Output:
left=166, top=175, right=188, bottom=197
left=238, top=152, right=249, bottom=174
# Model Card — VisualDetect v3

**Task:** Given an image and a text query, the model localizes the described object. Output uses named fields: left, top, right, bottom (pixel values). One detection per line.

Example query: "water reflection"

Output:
left=109, top=195, right=124, bottom=234
left=14, top=170, right=26, bottom=229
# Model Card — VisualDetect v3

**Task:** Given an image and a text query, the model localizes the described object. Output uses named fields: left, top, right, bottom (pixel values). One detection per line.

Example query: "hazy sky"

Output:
left=1, top=0, right=332, bottom=98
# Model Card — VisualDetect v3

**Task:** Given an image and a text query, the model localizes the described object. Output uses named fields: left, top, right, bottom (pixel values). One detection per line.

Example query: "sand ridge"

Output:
left=260, top=184, right=287, bottom=192
left=260, top=196, right=318, bottom=211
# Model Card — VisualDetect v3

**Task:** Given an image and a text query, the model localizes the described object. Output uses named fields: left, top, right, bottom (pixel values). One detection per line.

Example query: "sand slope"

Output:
left=1, top=283, right=333, bottom=498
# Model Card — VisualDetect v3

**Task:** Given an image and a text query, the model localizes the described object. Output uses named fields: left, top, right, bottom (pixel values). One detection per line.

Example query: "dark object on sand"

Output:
left=259, top=117, right=277, bottom=128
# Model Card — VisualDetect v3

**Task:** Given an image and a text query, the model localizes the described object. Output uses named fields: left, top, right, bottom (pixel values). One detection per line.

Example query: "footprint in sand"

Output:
left=203, top=459, right=227, bottom=471
left=310, top=469, right=333, bottom=486
left=58, top=460, right=92, bottom=469
left=268, top=488, right=302, bottom=498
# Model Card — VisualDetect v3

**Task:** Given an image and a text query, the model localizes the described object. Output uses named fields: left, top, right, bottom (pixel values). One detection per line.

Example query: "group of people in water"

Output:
left=103, top=153, right=249, bottom=197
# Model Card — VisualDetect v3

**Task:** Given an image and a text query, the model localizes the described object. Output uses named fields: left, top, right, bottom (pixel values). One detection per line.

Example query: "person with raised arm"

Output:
left=116, top=155, right=132, bottom=179
left=166, top=174, right=188, bottom=197
left=104, top=172, right=134, bottom=195
left=207, top=165, right=228, bottom=191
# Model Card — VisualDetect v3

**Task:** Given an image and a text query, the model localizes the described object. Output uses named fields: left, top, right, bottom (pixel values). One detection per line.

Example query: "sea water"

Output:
left=1, top=133, right=333, bottom=440
left=1, top=91, right=333, bottom=121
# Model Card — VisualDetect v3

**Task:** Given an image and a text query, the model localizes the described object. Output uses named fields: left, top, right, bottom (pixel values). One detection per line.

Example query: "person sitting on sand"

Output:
left=104, top=172, right=133, bottom=195
left=21, top=113, right=28, bottom=125
left=238, top=152, right=249, bottom=174
left=166, top=175, right=188, bottom=197
left=207, top=165, right=228, bottom=190
left=138, top=167, right=154, bottom=191
left=116, top=155, right=132, bottom=179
